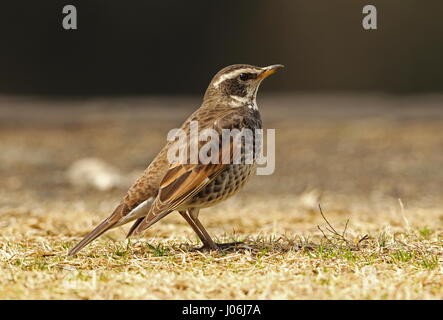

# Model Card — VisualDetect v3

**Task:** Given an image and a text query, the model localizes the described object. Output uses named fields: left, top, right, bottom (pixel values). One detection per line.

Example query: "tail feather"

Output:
left=68, top=218, right=118, bottom=256
left=68, top=203, right=128, bottom=256
left=126, top=217, right=144, bottom=238
left=130, top=211, right=172, bottom=237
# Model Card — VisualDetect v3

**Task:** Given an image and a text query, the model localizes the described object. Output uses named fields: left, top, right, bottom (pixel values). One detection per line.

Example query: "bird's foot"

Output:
left=192, top=241, right=244, bottom=252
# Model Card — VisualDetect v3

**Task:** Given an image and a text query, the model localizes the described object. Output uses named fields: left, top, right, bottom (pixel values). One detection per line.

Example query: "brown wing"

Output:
left=130, top=163, right=225, bottom=236
left=130, top=108, right=246, bottom=236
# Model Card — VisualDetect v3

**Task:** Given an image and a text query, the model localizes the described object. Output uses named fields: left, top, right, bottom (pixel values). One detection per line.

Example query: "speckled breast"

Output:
left=188, top=106, right=262, bottom=208
left=188, top=164, right=256, bottom=208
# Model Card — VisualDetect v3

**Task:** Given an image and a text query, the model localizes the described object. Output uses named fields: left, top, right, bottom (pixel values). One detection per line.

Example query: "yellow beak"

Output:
left=258, top=64, right=285, bottom=79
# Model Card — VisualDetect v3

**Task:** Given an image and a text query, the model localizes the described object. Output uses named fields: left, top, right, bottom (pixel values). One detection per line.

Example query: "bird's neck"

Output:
left=202, top=88, right=258, bottom=110
left=228, top=95, right=258, bottom=111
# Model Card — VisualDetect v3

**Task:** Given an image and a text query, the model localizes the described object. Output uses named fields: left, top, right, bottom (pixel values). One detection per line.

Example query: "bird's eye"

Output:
left=239, top=73, right=250, bottom=81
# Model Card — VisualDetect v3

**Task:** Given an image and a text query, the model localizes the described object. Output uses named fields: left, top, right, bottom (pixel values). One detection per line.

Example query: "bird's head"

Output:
left=204, top=64, right=284, bottom=107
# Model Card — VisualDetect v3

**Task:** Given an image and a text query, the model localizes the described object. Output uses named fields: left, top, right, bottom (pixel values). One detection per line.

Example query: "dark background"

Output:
left=0, top=0, right=442, bottom=95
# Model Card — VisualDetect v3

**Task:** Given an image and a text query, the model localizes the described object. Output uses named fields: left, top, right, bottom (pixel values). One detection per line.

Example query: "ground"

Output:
left=0, top=94, right=442, bottom=299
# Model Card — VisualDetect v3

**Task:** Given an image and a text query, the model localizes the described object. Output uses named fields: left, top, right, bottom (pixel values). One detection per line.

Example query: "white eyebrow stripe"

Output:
left=213, top=68, right=259, bottom=88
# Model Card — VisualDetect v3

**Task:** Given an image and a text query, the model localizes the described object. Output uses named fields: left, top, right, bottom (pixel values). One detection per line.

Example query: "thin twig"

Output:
left=317, top=204, right=371, bottom=250
left=342, top=219, right=349, bottom=238
left=317, top=225, right=332, bottom=244
left=357, top=234, right=369, bottom=247
left=318, top=204, right=350, bottom=245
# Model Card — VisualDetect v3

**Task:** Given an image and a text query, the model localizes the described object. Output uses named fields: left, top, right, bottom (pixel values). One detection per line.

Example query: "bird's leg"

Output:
left=193, top=216, right=244, bottom=250
left=191, top=210, right=244, bottom=250
left=181, top=209, right=243, bottom=251
left=190, top=215, right=219, bottom=251
left=179, top=211, right=213, bottom=248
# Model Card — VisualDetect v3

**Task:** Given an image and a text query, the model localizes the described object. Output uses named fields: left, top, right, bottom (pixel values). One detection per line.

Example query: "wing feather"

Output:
left=131, top=108, right=248, bottom=236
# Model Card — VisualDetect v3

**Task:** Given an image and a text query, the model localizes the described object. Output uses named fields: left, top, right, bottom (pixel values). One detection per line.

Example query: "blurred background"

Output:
left=0, top=0, right=442, bottom=95
left=1, top=1, right=443, bottom=239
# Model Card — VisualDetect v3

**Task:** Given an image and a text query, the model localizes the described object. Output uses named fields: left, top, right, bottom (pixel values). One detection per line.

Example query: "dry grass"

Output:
left=0, top=94, right=442, bottom=299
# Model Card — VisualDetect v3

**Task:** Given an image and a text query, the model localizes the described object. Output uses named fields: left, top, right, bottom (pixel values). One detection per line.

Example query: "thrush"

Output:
left=68, top=63, right=284, bottom=256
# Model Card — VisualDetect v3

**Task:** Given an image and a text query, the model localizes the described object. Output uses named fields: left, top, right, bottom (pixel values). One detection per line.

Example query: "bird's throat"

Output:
left=229, top=95, right=257, bottom=110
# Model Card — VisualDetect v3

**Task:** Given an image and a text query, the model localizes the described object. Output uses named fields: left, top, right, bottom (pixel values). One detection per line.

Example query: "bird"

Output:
left=68, top=63, right=284, bottom=256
